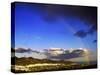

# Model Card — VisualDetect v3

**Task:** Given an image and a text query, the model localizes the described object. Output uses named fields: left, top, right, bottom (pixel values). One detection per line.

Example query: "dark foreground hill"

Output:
left=11, top=57, right=74, bottom=65
left=11, top=57, right=97, bottom=73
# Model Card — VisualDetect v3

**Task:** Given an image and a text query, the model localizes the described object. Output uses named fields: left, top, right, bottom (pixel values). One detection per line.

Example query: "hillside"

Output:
left=11, top=57, right=97, bottom=73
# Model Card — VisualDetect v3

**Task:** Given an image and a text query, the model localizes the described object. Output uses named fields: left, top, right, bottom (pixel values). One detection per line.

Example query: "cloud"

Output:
left=74, top=24, right=97, bottom=39
left=40, top=4, right=97, bottom=40
left=15, top=48, right=33, bottom=53
left=68, top=50, right=97, bottom=62
left=93, top=40, right=97, bottom=43
left=40, top=4, right=97, bottom=26
left=13, top=48, right=48, bottom=59
left=74, top=30, right=87, bottom=38
left=48, top=49, right=86, bottom=60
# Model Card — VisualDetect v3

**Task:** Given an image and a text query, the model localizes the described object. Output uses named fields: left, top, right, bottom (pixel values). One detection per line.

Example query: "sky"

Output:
left=12, top=2, right=97, bottom=51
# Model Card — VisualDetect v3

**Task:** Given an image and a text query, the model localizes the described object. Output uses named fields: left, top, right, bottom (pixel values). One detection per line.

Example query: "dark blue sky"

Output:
left=14, top=2, right=97, bottom=50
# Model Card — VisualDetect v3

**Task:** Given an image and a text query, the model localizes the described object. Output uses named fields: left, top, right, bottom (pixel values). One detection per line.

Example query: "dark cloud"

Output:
left=74, top=30, right=87, bottom=38
left=40, top=4, right=97, bottom=39
left=30, top=3, right=97, bottom=38
left=40, top=4, right=97, bottom=26
left=74, top=24, right=97, bottom=38
left=48, top=49, right=86, bottom=60
left=93, top=40, right=97, bottom=43
left=15, top=48, right=33, bottom=53
left=49, top=53, right=79, bottom=60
